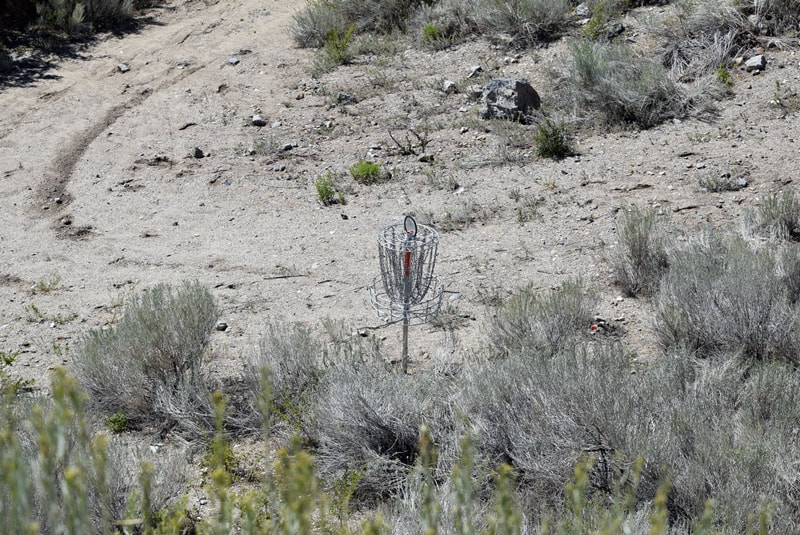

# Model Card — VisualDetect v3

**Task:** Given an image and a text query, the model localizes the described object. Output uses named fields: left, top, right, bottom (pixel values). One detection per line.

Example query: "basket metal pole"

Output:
left=401, top=234, right=412, bottom=373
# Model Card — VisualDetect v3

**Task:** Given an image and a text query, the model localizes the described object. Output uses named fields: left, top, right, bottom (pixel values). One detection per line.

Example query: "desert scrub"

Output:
left=560, top=39, right=695, bottom=128
left=244, top=320, right=325, bottom=433
left=655, top=232, right=798, bottom=363
left=533, top=118, right=572, bottom=159
left=349, top=159, right=385, bottom=184
left=35, top=0, right=135, bottom=34
left=486, top=279, right=595, bottom=357
left=468, top=0, right=574, bottom=45
left=309, top=356, right=456, bottom=500
left=72, top=280, right=219, bottom=437
left=315, top=172, right=345, bottom=205
left=757, top=190, right=800, bottom=240
left=611, top=205, right=671, bottom=297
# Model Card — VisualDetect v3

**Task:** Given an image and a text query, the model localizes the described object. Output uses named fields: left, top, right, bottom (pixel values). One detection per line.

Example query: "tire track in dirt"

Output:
left=35, top=64, right=204, bottom=238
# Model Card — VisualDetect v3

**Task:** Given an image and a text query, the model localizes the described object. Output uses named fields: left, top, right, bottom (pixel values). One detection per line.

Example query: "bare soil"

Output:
left=2, top=0, right=800, bottom=389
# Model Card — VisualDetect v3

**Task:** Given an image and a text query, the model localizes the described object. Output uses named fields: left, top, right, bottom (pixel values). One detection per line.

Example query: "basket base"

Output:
left=368, top=274, right=444, bottom=325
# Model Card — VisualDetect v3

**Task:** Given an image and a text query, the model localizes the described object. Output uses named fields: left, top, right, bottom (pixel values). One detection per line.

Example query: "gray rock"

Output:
left=468, top=65, right=483, bottom=78
left=575, top=2, right=589, bottom=16
left=479, top=78, right=541, bottom=122
left=192, top=147, right=205, bottom=159
left=215, top=321, right=228, bottom=331
left=228, top=56, right=240, bottom=65
left=745, top=55, right=766, bottom=72
left=737, top=177, right=748, bottom=188
left=252, top=114, right=267, bottom=127
left=117, top=63, right=130, bottom=73
left=281, top=143, right=293, bottom=152
left=337, top=92, right=357, bottom=104
left=442, top=80, right=457, bottom=94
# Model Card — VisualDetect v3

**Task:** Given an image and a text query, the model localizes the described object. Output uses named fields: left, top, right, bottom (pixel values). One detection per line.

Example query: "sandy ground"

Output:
left=2, top=0, right=800, bottom=390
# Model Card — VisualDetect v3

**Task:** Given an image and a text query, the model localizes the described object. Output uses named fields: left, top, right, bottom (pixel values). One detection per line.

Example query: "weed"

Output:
left=349, top=159, right=384, bottom=184
left=325, top=23, right=355, bottom=65
left=439, top=199, right=491, bottom=231
left=106, top=412, right=129, bottom=433
left=315, top=173, right=346, bottom=205
left=388, top=127, right=430, bottom=156
left=698, top=171, right=745, bottom=192
left=514, top=194, right=544, bottom=223
left=533, top=118, right=572, bottom=159
left=31, top=275, right=61, bottom=294
left=655, top=231, right=796, bottom=363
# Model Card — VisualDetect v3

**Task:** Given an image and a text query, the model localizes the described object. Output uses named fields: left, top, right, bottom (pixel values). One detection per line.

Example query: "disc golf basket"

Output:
left=369, top=216, right=444, bottom=373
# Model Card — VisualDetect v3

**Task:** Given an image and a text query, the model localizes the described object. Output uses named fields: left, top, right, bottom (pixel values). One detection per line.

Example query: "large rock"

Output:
left=479, top=78, right=541, bottom=122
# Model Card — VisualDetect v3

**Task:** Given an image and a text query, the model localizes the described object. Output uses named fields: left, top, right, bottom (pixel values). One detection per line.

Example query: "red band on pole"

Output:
left=403, top=250, right=411, bottom=277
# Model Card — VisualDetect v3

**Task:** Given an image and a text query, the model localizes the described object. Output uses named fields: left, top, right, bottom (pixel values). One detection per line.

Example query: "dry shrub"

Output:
left=486, top=279, right=595, bottom=357
left=72, top=281, right=218, bottom=437
left=611, top=205, right=671, bottom=297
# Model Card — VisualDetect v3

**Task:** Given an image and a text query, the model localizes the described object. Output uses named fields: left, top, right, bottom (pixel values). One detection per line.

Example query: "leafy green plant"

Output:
left=533, top=118, right=571, bottom=159
left=106, top=412, right=129, bottom=433
left=315, top=173, right=345, bottom=205
left=325, top=23, right=355, bottom=65
left=349, top=159, right=383, bottom=184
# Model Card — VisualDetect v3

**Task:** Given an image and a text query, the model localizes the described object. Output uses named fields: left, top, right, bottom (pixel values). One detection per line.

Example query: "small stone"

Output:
left=340, top=213, right=349, bottom=220
left=337, top=92, right=356, bottom=104
left=468, top=65, right=483, bottom=78
left=251, top=114, right=267, bottom=127
left=271, top=121, right=282, bottom=128
left=295, top=92, right=305, bottom=100
left=228, top=56, right=240, bottom=65
left=737, top=178, right=748, bottom=187
left=117, top=63, right=130, bottom=73
left=442, top=80, right=457, bottom=94
left=460, top=126, right=469, bottom=134
left=215, top=321, right=228, bottom=332
left=745, top=54, right=766, bottom=72
left=273, top=164, right=286, bottom=172
left=61, top=218, right=72, bottom=226
left=54, top=197, right=63, bottom=204
left=281, top=143, right=293, bottom=152
left=575, top=2, right=589, bottom=16
left=192, top=147, right=205, bottom=158
left=42, top=205, right=49, bottom=210
left=418, top=154, right=435, bottom=163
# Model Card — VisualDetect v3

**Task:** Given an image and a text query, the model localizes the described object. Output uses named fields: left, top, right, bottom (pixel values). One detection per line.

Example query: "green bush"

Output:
left=106, top=411, right=129, bottom=433
left=533, top=118, right=572, bottom=159
left=349, top=159, right=384, bottom=184
left=611, top=205, right=671, bottom=297
left=315, top=173, right=345, bottom=205
left=72, top=281, right=219, bottom=437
